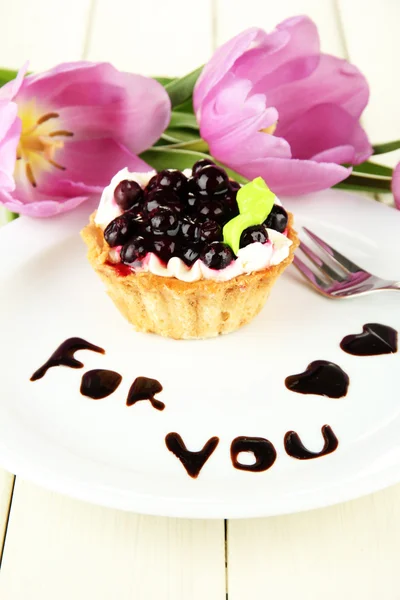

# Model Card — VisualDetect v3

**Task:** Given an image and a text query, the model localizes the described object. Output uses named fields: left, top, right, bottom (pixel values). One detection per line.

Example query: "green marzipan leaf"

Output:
left=352, top=161, right=393, bottom=177
left=169, top=111, right=199, bottom=130
left=164, top=66, right=203, bottom=108
left=372, top=140, right=400, bottom=155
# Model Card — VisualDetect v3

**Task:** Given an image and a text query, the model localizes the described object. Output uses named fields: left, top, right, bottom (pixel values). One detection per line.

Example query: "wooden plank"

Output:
left=338, top=0, right=398, bottom=202
left=339, top=0, right=400, bottom=167
left=0, top=0, right=93, bottom=71
left=228, top=484, right=400, bottom=600
left=86, top=0, right=214, bottom=76
left=215, top=0, right=346, bottom=56
left=0, top=479, right=226, bottom=600
left=0, top=470, right=14, bottom=560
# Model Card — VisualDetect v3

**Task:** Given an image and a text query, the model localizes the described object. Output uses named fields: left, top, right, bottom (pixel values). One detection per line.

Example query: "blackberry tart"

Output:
left=81, top=162, right=298, bottom=339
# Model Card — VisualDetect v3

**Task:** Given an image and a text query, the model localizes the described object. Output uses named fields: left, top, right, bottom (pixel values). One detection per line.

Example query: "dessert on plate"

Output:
left=81, top=160, right=298, bottom=339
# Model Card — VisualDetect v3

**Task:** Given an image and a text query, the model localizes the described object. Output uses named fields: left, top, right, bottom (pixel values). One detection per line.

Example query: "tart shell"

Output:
left=81, top=212, right=299, bottom=340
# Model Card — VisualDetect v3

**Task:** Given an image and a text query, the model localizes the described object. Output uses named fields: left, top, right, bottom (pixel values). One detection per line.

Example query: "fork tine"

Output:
left=303, top=227, right=364, bottom=274
left=293, top=255, right=331, bottom=292
left=299, top=240, right=348, bottom=282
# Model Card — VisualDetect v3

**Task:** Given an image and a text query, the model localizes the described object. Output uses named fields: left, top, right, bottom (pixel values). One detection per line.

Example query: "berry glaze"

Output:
left=95, top=163, right=293, bottom=282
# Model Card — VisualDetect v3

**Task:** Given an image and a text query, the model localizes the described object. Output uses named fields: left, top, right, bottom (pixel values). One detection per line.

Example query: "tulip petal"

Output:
left=194, top=28, right=265, bottom=111
left=0, top=62, right=29, bottom=101
left=18, top=62, right=171, bottom=154
left=233, top=15, right=320, bottom=86
left=0, top=101, right=21, bottom=191
left=230, top=157, right=351, bottom=196
left=201, top=78, right=291, bottom=163
left=0, top=189, right=90, bottom=217
left=210, top=127, right=290, bottom=165
left=199, top=76, right=280, bottom=141
left=195, top=17, right=370, bottom=197
left=392, top=162, right=400, bottom=210
left=197, top=72, right=291, bottom=166
left=265, top=54, right=369, bottom=124
left=48, top=138, right=152, bottom=187
left=277, top=103, right=372, bottom=164
left=2, top=139, right=152, bottom=217
left=310, top=145, right=357, bottom=165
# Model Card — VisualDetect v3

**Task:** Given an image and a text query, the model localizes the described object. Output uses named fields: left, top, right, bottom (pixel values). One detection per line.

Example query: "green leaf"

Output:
left=169, top=111, right=199, bottom=130
left=236, top=177, right=275, bottom=217
left=164, top=66, right=203, bottom=108
left=156, top=126, right=200, bottom=146
left=158, top=139, right=209, bottom=152
left=0, top=207, right=18, bottom=226
left=0, top=68, right=18, bottom=87
left=153, top=76, right=176, bottom=86
left=162, top=127, right=200, bottom=143
left=154, top=137, right=173, bottom=147
left=352, top=161, right=393, bottom=177
left=173, top=98, right=195, bottom=113
left=372, top=140, right=400, bottom=155
left=224, top=213, right=258, bottom=254
left=224, top=178, right=275, bottom=254
left=140, top=148, right=248, bottom=185
left=334, top=173, right=392, bottom=194
left=140, top=147, right=211, bottom=172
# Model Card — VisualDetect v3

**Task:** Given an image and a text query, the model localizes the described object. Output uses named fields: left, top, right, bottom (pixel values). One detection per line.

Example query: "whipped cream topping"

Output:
left=96, top=168, right=293, bottom=282
left=95, top=168, right=157, bottom=229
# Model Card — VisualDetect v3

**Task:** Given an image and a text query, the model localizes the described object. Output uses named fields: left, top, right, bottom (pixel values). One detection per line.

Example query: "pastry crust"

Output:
left=81, top=212, right=299, bottom=339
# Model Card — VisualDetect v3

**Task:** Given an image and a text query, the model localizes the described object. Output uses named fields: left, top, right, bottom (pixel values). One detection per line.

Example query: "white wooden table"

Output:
left=1, top=1, right=400, bottom=597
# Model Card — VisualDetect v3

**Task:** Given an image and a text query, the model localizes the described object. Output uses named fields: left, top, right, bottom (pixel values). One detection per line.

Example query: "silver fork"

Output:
left=293, top=227, right=400, bottom=298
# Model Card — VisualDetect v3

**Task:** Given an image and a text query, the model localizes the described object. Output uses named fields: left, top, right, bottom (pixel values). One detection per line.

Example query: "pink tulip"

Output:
left=0, top=62, right=170, bottom=216
left=194, top=16, right=372, bottom=196
left=392, top=163, right=400, bottom=210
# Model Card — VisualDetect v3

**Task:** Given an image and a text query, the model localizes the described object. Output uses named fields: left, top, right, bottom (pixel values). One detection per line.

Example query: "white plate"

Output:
left=0, top=190, right=399, bottom=519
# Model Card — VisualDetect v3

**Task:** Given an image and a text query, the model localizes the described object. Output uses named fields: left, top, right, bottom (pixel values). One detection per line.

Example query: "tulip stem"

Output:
left=159, top=139, right=209, bottom=152
left=372, top=140, right=400, bottom=155
left=350, top=161, right=393, bottom=177
left=169, top=111, right=199, bottom=130
left=335, top=172, right=392, bottom=194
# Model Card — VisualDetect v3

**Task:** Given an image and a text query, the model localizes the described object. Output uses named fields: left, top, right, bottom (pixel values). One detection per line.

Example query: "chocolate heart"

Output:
left=284, top=425, right=338, bottom=460
left=126, top=376, right=165, bottom=410
left=165, top=432, right=219, bottom=478
left=285, top=360, right=349, bottom=398
left=340, top=323, right=398, bottom=356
